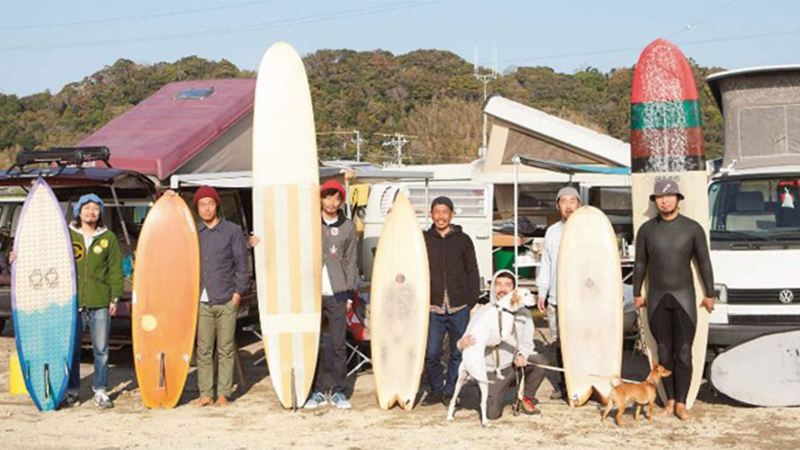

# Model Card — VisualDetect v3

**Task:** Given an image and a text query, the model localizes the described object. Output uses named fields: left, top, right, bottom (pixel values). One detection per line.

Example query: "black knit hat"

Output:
left=430, top=196, right=454, bottom=212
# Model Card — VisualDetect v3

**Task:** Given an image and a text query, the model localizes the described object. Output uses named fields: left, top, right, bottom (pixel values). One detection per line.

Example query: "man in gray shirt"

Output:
left=193, top=186, right=249, bottom=407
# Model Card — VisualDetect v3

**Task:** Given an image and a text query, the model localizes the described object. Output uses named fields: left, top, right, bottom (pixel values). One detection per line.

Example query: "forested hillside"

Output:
left=0, top=50, right=725, bottom=166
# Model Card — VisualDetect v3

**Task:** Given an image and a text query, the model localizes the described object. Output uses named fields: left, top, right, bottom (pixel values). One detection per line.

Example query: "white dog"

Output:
left=446, top=288, right=535, bottom=426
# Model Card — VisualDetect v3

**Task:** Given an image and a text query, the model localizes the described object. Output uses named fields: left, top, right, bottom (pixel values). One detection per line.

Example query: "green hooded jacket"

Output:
left=70, top=225, right=124, bottom=309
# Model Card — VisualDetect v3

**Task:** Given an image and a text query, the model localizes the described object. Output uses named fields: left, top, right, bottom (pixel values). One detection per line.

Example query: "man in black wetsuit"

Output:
left=633, top=178, right=714, bottom=421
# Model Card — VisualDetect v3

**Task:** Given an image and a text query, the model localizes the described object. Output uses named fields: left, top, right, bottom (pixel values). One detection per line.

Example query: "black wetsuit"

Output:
left=633, top=214, right=714, bottom=403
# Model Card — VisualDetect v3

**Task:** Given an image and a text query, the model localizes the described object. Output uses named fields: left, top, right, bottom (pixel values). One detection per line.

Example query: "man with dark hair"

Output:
left=194, top=186, right=249, bottom=407
left=633, top=179, right=714, bottom=421
left=305, top=179, right=359, bottom=410
left=457, top=269, right=549, bottom=419
left=66, top=193, right=123, bottom=408
left=422, top=195, right=480, bottom=406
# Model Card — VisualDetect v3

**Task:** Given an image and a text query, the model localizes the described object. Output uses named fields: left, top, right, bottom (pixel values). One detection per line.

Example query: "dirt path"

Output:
left=0, top=324, right=797, bottom=449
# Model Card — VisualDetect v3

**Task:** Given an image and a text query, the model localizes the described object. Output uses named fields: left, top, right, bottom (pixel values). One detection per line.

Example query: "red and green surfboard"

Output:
left=630, top=38, right=705, bottom=173
left=629, top=38, right=710, bottom=410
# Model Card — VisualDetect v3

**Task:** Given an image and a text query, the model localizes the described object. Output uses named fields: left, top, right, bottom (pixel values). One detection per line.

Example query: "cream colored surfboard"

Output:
left=370, top=193, right=430, bottom=410
left=253, top=42, right=322, bottom=409
left=632, top=171, right=710, bottom=409
left=557, top=206, right=623, bottom=407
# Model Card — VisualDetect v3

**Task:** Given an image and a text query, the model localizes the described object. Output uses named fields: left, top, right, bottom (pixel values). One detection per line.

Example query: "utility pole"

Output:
left=351, top=130, right=366, bottom=162
left=317, top=130, right=365, bottom=161
left=474, top=46, right=498, bottom=159
left=381, top=133, right=409, bottom=166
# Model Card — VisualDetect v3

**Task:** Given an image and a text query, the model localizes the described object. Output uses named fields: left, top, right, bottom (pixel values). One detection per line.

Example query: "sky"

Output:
left=1, top=0, right=799, bottom=96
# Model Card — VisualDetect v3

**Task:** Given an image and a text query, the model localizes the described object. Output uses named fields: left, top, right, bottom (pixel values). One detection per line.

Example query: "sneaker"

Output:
left=521, top=397, right=541, bottom=416
left=330, top=392, right=352, bottom=410
left=93, top=391, right=113, bottom=409
left=421, top=391, right=443, bottom=406
left=303, top=392, right=328, bottom=409
left=63, top=390, right=79, bottom=406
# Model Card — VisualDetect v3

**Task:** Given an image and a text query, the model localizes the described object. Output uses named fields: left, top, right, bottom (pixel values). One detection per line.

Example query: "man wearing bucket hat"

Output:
left=305, top=179, right=359, bottom=410
left=193, top=185, right=249, bottom=407
left=66, top=193, right=124, bottom=409
left=535, top=186, right=580, bottom=401
left=633, top=178, right=715, bottom=421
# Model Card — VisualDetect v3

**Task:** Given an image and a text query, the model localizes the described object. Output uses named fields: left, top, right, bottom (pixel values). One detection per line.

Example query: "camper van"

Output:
left=706, top=66, right=800, bottom=350
left=361, top=182, right=495, bottom=288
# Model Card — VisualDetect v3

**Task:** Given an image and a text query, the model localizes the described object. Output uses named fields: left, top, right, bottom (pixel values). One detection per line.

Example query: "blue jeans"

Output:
left=68, top=307, right=110, bottom=392
left=424, top=307, right=470, bottom=396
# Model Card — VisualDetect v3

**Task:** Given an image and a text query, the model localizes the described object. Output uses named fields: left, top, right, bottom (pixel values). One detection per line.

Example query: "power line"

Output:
left=498, top=27, right=800, bottom=65
left=667, top=0, right=738, bottom=39
left=0, top=0, right=274, bottom=32
left=0, top=1, right=441, bottom=52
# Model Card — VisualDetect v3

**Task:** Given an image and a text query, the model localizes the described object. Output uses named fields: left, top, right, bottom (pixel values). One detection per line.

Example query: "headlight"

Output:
left=714, top=283, right=728, bottom=303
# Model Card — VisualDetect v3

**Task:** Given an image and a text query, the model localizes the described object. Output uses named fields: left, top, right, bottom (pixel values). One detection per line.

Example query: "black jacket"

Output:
left=424, top=224, right=480, bottom=309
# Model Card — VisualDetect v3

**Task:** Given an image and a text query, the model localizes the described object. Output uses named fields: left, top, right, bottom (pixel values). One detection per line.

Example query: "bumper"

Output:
left=708, top=323, right=800, bottom=348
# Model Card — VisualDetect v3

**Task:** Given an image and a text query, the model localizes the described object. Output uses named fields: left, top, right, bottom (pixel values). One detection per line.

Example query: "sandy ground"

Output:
left=0, top=320, right=798, bottom=450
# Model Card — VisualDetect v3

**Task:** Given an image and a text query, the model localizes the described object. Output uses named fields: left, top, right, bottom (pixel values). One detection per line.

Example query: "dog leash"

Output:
left=531, top=363, right=641, bottom=384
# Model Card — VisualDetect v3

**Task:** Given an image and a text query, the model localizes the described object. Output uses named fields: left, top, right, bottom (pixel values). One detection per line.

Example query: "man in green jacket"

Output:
left=66, top=194, right=124, bottom=408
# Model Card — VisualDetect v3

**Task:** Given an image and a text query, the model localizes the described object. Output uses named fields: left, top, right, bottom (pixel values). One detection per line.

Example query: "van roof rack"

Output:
left=7, top=146, right=112, bottom=175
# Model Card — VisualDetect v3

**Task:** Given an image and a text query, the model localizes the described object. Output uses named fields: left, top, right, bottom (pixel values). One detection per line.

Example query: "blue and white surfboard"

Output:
left=12, top=178, right=77, bottom=411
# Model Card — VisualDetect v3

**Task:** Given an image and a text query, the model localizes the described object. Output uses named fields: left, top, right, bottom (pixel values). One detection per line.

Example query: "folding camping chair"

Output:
left=346, top=291, right=371, bottom=377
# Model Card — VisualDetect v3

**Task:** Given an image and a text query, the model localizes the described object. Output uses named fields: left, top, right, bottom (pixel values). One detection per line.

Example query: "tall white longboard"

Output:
left=253, top=42, right=322, bottom=409
left=557, top=206, right=623, bottom=406
left=370, top=193, right=430, bottom=410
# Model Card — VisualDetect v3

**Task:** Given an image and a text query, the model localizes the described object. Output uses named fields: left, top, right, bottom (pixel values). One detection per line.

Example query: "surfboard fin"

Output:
left=44, top=364, right=50, bottom=399
left=290, top=368, right=297, bottom=412
left=157, top=353, right=166, bottom=389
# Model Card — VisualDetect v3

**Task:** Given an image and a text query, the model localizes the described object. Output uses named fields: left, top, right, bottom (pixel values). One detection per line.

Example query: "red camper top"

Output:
left=79, top=78, right=255, bottom=180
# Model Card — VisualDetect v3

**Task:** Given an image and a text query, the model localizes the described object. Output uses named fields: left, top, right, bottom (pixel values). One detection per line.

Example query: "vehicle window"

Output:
left=710, top=177, right=800, bottom=242
left=403, top=186, right=489, bottom=218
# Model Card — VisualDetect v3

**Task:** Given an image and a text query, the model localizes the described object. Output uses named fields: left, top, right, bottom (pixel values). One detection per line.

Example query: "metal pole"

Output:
left=425, top=177, right=430, bottom=229
left=109, top=185, right=132, bottom=248
left=353, top=130, right=362, bottom=162
left=512, top=155, right=520, bottom=280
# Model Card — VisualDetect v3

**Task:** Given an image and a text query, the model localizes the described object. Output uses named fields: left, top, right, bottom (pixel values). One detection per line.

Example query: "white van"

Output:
left=706, top=66, right=800, bottom=349
left=361, top=182, right=494, bottom=288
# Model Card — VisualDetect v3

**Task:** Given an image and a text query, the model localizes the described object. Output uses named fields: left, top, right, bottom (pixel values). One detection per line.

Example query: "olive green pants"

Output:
left=196, top=301, right=238, bottom=398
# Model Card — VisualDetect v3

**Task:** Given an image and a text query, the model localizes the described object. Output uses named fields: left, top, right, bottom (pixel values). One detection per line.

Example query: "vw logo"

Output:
left=779, top=289, right=794, bottom=304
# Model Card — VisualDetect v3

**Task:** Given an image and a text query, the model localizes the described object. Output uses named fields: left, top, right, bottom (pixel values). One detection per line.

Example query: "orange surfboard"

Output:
left=132, top=193, right=200, bottom=408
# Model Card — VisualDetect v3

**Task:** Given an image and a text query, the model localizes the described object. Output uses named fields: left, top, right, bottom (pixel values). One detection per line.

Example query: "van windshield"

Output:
left=709, top=177, right=800, bottom=243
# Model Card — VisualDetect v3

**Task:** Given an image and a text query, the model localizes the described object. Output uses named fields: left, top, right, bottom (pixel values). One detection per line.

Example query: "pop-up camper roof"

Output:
left=79, top=78, right=256, bottom=180
left=706, top=65, right=800, bottom=170
left=476, top=95, right=630, bottom=186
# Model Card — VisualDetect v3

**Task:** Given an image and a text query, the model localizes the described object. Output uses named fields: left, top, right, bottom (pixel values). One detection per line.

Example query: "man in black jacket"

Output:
left=422, top=196, right=480, bottom=406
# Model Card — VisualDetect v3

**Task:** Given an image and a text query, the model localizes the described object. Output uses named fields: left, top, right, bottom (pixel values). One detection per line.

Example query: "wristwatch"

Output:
left=111, top=297, right=119, bottom=305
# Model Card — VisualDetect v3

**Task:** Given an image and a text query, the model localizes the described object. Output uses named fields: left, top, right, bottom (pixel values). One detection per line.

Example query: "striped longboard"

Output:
left=630, top=38, right=710, bottom=410
left=253, top=42, right=322, bottom=409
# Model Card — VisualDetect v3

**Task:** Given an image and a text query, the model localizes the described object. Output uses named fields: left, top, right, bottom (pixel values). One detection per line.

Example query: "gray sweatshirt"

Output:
left=535, top=220, right=564, bottom=306
left=321, top=211, right=359, bottom=297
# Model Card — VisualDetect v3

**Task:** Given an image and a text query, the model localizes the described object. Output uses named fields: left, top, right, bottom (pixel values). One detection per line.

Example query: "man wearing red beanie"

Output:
left=304, top=179, right=358, bottom=410
left=193, top=185, right=249, bottom=407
